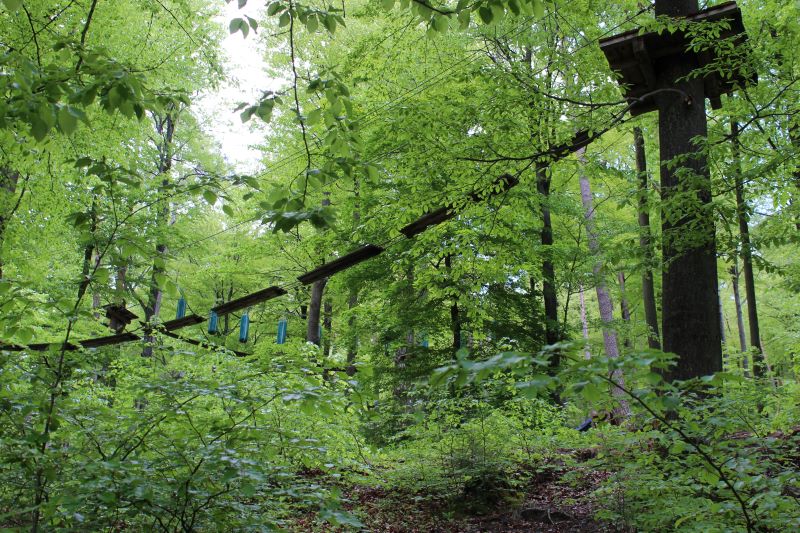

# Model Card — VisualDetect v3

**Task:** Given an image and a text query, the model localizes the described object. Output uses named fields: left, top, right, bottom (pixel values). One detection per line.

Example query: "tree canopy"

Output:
left=0, top=0, right=798, bottom=531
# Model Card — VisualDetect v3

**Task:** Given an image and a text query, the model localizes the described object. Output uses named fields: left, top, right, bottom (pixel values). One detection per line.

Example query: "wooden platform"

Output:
left=599, top=1, right=754, bottom=115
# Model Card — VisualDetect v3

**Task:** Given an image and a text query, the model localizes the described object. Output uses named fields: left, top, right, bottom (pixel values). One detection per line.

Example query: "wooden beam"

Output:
left=161, top=314, right=205, bottom=331
left=162, top=330, right=250, bottom=357
left=399, top=206, right=455, bottom=238
left=80, top=332, right=140, bottom=349
left=297, top=245, right=385, bottom=285
left=211, top=286, right=287, bottom=316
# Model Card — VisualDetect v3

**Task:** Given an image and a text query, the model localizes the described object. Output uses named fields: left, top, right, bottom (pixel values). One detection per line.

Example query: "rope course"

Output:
left=0, top=125, right=602, bottom=354
left=1, top=7, right=662, bottom=355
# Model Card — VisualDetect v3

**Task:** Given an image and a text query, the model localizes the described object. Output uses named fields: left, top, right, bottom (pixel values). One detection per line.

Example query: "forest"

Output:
left=0, top=0, right=798, bottom=531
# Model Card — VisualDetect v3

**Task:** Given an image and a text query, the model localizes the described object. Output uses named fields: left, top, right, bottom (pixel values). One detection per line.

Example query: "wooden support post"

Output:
left=654, top=0, right=722, bottom=380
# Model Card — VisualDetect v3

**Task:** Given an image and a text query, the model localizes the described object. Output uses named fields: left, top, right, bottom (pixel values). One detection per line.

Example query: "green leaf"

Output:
left=306, top=108, right=322, bottom=125
left=30, top=116, right=50, bottom=142
left=267, top=2, right=282, bottom=16
left=222, top=204, right=235, bottom=217
left=2, top=0, right=22, bottom=12
left=478, top=6, right=493, bottom=24
left=58, top=107, right=78, bottom=135
left=457, top=9, right=470, bottom=29
left=203, top=190, right=218, bottom=205
left=381, top=0, right=395, bottom=10
left=533, top=0, right=545, bottom=17
left=229, top=18, right=249, bottom=38
left=278, top=12, right=290, bottom=28
left=433, top=14, right=449, bottom=33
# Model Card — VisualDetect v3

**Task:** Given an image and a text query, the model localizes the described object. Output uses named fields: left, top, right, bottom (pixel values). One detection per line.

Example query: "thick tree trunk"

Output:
left=655, top=0, right=722, bottom=380
left=634, top=127, right=661, bottom=349
left=306, top=278, right=327, bottom=346
left=536, top=162, right=560, bottom=367
left=578, top=149, right=628, bottom=415
left=732, top=122, right=764, bottom=377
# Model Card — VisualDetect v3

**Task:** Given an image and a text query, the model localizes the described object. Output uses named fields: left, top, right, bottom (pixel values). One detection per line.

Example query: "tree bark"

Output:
left=655, top=0, right=722, bottom=380
left=323, top=299, right=332, bottom=354
left=578, top=148, right=628, bottom=415
left=789, top=123, right=800, bottom=231
left=730, top=262, right=747, bottom=353
left=445, top=253, right=462, bottom=353
left=618, top=272, right=633, bottom=349
left=346, top=288, right=358, bottom=375
left=143, top=111, right=175, bottom=357
left=0, top=168, right=20, bottom=280
left=633, top=127, right=661, bottom=349
left=579, top=283, right=591, bottom=359
left=306, top=278, right=327, bottom=346
left=537, top=162, right=560, bottom=367
left=732, top=121, right=764, bottom=377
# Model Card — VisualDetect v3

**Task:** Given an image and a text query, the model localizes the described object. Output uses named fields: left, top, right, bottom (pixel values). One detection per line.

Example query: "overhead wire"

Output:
left=5, top=7, right=653, bottom=354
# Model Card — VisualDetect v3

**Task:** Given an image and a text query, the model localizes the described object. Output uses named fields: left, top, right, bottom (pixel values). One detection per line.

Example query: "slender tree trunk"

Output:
left=445, top=254, right=461, bottom=353
left=634, top=127, right=661, bottom=349
left=578, top=148, right=628, bottom=416
left=618, top=272, right=633, bottom=349
left=732, top=122, right=764, bottom=376
left=579, top=283, right=591, bottom=359
left=730, top=262, right=747, bottom=353
left=323, top=299, right=332, bottom=354
left=789, top=123, right=800, bottom=231
left=143, top=111, right=175, bottom=357
left=719, top=293, right=728, bottom=371
left=0, top=168, right=20, bottom=280
left=306, top=278, right=327, bottom=346
left=537, top=162, right=560, bottom=366
left=307, top=193, right=331, bottom=347
left=655, top=0, right=722, bottom=380
left=346, top=288, right=358, bottom=375
left=345, top=185, right=360, bottom=374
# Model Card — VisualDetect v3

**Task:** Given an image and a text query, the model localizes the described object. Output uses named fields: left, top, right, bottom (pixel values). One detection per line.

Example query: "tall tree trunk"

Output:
left=579, top=282, right=591, bottom=359
left=537, top=162, right=560, bottom=367
left=732, top=121, right=764, bottom=376
left=346, top=288, right=358, bottom=375
left=92, top=249, right=102, bottom=319
left=445, top=254, right=461, bottom=353
left=719, top=293, right=728, bottom=371
left=307, top=193, right=331, bottom=347
left=345, top=183, right=361, bottom=374
left=618, top=272, right=633, bottom=349
left=730, top=262, right=747, bottom=353
left=655, top=0, right=722, bottom=380
left=0, top=168, right=20, bottom=280
left=306, top=278, right=327, bottom=346
left=634, top=127, right=661, bottom=349
left=578, top=148, right=628, bottom=416
left=143, top=111, right=176, bottom=357
left=323, top=299, right=332, bottom=354
left=789, top=123, right=800, bottom=231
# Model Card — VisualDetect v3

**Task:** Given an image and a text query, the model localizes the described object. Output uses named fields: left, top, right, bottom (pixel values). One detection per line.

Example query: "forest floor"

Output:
left=293, top=449, right=615, bottom=532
